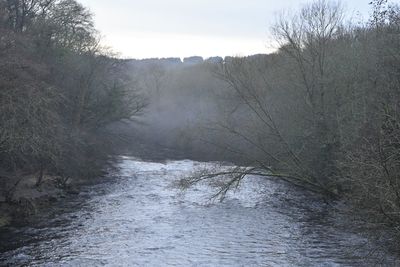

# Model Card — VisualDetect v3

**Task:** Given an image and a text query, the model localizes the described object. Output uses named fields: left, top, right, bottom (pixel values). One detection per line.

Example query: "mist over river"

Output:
left=0, top=156, right=398, bottom=266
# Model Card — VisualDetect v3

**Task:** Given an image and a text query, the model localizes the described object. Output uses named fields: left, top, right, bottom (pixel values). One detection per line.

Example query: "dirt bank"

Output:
left=0, top=174, right=87, bottom=227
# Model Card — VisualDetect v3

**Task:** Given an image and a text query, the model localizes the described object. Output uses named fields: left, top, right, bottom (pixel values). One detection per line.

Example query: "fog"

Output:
left=113, top=57, right=230, bottom=161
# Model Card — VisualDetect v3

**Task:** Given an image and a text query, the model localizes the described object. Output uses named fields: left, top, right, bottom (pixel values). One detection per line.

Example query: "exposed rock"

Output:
left=0, top=215, right=11, bottom=227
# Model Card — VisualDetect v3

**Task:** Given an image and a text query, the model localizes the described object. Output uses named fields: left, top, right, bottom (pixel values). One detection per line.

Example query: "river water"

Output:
left=0, top=156, right=399, bottom=266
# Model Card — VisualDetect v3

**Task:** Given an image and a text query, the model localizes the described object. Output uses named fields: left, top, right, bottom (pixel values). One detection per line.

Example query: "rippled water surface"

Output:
left=0, top=157, right=399, bottom=266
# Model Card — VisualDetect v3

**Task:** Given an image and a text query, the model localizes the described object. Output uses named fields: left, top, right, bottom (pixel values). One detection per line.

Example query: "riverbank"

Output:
left=0, top=172, right=106, bottom=228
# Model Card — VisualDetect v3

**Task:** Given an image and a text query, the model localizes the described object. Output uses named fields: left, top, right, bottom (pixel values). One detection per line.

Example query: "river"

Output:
left=0, top=156, right=399, bottom=266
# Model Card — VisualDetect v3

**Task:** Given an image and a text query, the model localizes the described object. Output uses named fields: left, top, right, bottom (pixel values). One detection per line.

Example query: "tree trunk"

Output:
left=35, top=163, right=44, bottom=187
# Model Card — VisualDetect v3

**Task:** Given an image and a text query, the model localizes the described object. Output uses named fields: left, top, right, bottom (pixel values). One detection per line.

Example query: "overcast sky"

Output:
left=78, top=0, right=372, bottom=59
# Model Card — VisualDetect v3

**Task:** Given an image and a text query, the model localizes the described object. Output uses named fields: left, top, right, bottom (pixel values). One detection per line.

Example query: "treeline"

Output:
left=0, top=0, right=145, bottom=202
left=124, top=0, right=400, bottom=238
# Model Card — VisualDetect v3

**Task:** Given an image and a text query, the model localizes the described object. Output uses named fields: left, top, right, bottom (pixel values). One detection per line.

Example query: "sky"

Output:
left=78, top=0, right=372, bottom=59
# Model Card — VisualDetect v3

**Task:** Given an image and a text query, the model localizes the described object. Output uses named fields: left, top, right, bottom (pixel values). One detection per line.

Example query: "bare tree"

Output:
left=271, top=0, right=345, bottom=182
